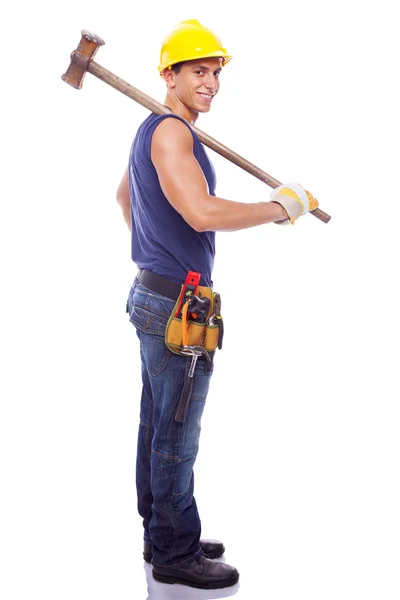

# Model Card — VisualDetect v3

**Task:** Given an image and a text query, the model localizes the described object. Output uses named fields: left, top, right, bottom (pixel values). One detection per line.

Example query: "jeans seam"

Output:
left=165, top=410, right=188, bottom=564
left=145, top=399, right=153, bottom=460
left=178, top=356, right=191, bottom=461
left=151, top=448, right=196, bottom=463
left=130, top=312, right=168, bottom=335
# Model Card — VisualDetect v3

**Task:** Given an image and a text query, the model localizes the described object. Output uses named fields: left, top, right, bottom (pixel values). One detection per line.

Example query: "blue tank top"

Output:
left=128, top=113, right=216, bottom=287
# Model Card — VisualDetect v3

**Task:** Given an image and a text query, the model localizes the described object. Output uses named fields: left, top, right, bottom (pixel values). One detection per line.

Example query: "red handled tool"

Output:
left=175, top=271, right=201, bottom=318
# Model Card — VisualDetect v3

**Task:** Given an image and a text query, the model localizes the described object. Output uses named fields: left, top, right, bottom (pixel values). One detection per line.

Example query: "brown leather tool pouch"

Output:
left=164, top=284, right=220, bottom=356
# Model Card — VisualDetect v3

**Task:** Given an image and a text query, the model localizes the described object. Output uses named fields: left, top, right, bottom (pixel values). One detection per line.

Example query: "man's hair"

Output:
left=170, top=61, right=186, bottom=74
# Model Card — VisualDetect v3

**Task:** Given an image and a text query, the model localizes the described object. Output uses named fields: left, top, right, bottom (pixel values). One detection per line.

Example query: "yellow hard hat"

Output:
left=158, top=19, right=232, bottom=74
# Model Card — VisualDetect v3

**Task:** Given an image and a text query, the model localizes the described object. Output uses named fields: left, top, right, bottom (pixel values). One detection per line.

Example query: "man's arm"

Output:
left=151, top=118, right=287, bottom=233
left=116, top=167, right=132, bottom=232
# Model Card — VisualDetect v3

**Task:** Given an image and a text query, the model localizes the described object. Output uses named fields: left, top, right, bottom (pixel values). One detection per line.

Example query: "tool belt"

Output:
left=137, top=269, right=223, bottom=355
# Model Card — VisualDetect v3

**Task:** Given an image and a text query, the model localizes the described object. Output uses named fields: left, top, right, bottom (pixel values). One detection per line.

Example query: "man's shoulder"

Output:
left=132, top=114, right=193, bottom=163
left=139, top=112, right=193, bottom=135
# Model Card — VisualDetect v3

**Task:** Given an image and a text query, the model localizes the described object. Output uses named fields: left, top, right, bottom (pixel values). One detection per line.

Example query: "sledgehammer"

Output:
left=62, top=30, right=331, bottom=224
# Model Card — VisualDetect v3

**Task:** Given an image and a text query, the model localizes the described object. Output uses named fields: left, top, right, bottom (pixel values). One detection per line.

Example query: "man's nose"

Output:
left=205, top=74, right=218, bottom=91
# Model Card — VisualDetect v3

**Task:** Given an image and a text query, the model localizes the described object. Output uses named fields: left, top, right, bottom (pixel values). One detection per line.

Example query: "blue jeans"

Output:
left=126, top=276, right=215, bottom=567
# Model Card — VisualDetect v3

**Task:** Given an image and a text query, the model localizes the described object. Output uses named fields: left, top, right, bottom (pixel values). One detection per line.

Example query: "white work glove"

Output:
left=270, top=182, right=319, bottom=225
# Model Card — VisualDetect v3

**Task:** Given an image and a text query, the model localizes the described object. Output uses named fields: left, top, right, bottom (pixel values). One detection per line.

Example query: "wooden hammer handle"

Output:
left=88, top=60, right=331, bottom=223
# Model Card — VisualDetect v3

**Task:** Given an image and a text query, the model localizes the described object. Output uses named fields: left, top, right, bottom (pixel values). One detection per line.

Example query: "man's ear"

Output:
left=161, top=68, right=176, bottom=89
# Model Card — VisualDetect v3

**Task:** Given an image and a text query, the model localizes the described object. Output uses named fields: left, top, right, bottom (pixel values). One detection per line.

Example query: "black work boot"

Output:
left=152, top=555, right=239, bottom=589
left=143, top=539, right=225, bottom=563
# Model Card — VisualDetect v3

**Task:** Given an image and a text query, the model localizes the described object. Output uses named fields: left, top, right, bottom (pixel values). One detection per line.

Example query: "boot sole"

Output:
left=152, top=570, right=239, bottom=589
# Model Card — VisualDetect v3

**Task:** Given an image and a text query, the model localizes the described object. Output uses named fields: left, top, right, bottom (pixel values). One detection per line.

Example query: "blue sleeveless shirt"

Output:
left=128, top=113, right=216, bottom=287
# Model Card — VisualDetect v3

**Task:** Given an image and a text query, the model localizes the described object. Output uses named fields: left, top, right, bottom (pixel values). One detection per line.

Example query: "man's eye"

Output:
left=214, top=71, right=221, bottom=78
left=196, top=70, right=203, bottom=75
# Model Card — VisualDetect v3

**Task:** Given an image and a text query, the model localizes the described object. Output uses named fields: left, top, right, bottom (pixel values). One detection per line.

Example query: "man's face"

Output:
left=170, top=57, right=222, bottom=113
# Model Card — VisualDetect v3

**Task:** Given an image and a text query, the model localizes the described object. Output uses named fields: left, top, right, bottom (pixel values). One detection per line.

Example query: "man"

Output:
left=117, top=19, right=318, bottom=590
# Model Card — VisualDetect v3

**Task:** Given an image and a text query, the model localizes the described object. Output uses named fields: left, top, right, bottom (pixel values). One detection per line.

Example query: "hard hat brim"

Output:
left=159, top=52, right=232, bottom=73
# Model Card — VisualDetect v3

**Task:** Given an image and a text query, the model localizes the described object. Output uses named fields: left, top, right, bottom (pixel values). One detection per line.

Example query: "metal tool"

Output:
left=187, top=295, right=211, bottom=324
left=61, top=31, right=331, bottom=224
left=175, top=345, right=211, bottom=423
left=210, top=293, right=224, bottom=350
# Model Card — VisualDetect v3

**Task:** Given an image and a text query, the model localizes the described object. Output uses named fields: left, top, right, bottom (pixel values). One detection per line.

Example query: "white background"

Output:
left=1, top=1, right=399, bottom=599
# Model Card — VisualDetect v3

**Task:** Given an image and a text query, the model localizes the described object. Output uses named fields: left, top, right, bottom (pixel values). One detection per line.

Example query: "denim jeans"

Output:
left=126, top=276, right=215, bottom=567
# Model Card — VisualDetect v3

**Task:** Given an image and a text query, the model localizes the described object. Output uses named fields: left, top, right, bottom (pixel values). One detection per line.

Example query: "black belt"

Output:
left=136, top=269, right=183, bottom=301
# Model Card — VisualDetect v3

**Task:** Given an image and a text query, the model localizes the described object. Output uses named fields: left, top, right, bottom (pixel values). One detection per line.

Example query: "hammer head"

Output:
left=61, top=30, right=105, bottom=89
left=181, top=345, right=211, bottom=361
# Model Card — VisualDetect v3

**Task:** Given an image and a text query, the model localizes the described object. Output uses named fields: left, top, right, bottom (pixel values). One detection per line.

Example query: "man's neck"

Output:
left=163, top=98, right=198, bottom=125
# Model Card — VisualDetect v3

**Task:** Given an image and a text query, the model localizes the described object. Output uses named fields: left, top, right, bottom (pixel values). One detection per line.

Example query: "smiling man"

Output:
left=116, top=19, right=318, bottom=590
left=163, top=58, right=222, bottom=114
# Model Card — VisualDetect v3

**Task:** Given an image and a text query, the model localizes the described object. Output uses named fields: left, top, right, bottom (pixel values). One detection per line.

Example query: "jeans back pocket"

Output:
left=129, top=284, right=175, bottom=336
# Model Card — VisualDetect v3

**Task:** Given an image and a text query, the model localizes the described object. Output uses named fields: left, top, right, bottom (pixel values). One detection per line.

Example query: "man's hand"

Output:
left=270, top=183, right=319, bottom=225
